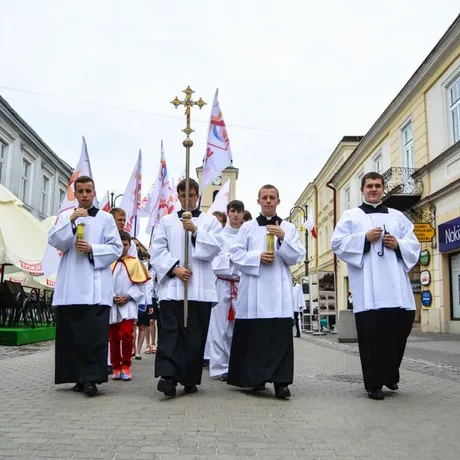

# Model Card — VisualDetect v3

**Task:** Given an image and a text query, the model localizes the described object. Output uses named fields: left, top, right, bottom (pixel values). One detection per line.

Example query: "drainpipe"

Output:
left=326, top=182, right=337, bottom=293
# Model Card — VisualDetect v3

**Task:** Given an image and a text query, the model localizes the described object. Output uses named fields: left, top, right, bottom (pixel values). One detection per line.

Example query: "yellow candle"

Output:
left=76, top=223, right=85, bottom=255
left=266, top=233, right=275, bottom=253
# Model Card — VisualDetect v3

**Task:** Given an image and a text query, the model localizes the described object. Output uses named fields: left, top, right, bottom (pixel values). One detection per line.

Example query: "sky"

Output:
left=1, top=0, right=459, bottom=243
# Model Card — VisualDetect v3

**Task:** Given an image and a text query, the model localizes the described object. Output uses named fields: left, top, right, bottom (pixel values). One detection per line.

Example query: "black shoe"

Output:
left=184, top=385, right=198, bottom=394
left=219, top=373, right=228, bottom=382
left=83, top=382, right=98, bottom=397
left=202, top=359, right=209, bottom=368
left=295, top=334, right=301, bottom=338
left=275, top=386, right=291, bottom=399
left=107, top=365, right=113, bottom=375
left=386, top=383, right=399, bottom=391
left=367, top=389, right=384, bottom=400
left=72, top=383, right=84, bottom=392
left=157, top=378, right=176, bottom=397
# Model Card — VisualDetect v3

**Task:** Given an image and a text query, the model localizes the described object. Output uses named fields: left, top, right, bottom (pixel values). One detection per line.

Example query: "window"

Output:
left=356, top=170, right=364, bottom=204
left=373, top=152, right=383, bottom=174
left=324, top=223, right=329, bottom=252
left=41, top=175, right=50, bottom=215
left=449, top=77, right=460, bottom=144
left=345, top=186, right=351, bottom=210
left=402, top=122, right=414, bottom=168
left=0, top=140, right=6, bottom=184
left=20, top=158, right=32, bottom=203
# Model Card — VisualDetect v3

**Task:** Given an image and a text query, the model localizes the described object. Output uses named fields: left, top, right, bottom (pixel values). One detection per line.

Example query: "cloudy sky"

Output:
left=1, top=0, right=459, bottom=241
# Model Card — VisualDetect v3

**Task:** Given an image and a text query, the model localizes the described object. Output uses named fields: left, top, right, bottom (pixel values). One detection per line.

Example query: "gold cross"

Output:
left=171, top=86, right=206, bottom=137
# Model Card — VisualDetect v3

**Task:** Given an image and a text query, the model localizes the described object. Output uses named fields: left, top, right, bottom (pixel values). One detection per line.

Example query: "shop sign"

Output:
left=420, top=270, right=431, bottom=286
left=414, top=223, right=436, bottom=243
left=420, top=250, right=430, bottom=266
left=439, top=217, right=460, bottom=253
left=421, top=290, right=432, bottom=307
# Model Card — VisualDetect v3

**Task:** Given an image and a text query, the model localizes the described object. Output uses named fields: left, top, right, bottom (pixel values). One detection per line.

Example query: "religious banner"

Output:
left=119, top=150, right=142, bottom=237
left=42, top=137, right=96, bottom=276
left=140, top=142, right=176, bottom=240
left=201, top=89, right=233, bottom=192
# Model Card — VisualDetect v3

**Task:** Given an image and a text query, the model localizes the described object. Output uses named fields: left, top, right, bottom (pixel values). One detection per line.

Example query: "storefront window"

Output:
left=451, top=254, right=460, bottom=320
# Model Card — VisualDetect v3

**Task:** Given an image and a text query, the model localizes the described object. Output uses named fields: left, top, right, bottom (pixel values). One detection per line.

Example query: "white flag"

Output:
left=201, top=89, right=233, bottom=191
left=119, top=150, right=142, bottom=237
left=302, top=209, right=317, bottom=239
left=99, top=191, right=111, bottom=212
left=41, top=137, right=95, bottom=275
left=208, top=180, right=231, bottom=215
left=145, top=143, right=177, bottom=238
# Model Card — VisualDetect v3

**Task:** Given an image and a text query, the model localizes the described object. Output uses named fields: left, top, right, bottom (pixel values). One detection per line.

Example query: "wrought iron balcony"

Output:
left=381, top=167, right=423, bottom=211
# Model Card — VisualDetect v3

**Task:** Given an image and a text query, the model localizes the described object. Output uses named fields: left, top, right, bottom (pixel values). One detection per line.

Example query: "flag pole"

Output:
left=171, top=86, right=206, bottom=327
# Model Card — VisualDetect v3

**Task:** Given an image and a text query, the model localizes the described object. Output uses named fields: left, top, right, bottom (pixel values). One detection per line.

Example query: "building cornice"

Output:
left=0, top=95, right=73, bottom=176
left=416, top=177, right=460, bottom=208
left=413, top=140, right=460, bottom=178
left=331, top=14, right=460, bottom=186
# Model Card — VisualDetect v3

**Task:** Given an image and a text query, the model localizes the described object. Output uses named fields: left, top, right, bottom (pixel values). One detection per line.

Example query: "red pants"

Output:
left=109, top=319, right=135, bottom=369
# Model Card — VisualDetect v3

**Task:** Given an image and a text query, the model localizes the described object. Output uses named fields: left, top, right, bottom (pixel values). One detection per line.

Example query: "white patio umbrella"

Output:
left=0, top=184, right=55, bottom=289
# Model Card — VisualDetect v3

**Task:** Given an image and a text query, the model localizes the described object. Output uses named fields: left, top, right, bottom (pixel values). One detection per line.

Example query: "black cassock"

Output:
left=55, top=305, right=110, bottom=385
left=154, top=300, right=212, bottom=386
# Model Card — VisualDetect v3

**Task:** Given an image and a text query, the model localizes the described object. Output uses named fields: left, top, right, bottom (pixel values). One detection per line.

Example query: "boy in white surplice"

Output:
left=109, top=231, right=150, bottom=382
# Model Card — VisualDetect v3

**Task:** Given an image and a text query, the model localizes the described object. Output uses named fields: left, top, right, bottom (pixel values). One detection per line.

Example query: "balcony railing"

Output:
left=382, top=167, right=423, bottom=196
left=381, top=167, right=423, bottom=211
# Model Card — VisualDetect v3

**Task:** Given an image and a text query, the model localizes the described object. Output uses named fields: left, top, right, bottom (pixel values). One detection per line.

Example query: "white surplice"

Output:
left=48, top=210, right=122, bottom=307
left=110, top=261, right=146, bottom=324
left=230, top=219, right=306, bottom=319
left=208, top=224, right=241, bottom=377
left=150, top=212, right=223, bottom=302
left=331, top=207, right=420, bottom=313
left=292, top=283, right=305, bottom=313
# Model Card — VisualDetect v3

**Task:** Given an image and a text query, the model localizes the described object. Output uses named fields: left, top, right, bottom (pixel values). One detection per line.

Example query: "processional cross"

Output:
left=171, top=86, right=206, bottom=327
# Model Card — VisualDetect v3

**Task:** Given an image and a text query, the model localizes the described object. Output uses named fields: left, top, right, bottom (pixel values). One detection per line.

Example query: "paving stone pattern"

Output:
left=0, top=333, right=459, bottom=460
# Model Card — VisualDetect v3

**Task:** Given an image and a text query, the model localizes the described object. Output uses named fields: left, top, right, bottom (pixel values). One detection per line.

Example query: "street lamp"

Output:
left=289, top=205, right=309, bottom=277
left=110, top=192, right=124, bottom=209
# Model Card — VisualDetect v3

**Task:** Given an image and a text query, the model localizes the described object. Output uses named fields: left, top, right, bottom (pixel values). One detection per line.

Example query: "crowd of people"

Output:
left=48, top=171, right=420, bottom=401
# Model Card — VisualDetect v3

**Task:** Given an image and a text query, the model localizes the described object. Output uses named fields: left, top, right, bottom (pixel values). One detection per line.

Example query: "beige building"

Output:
left=329, top=15, right=460, bottom=332
left=195, top=165, right=239, bottom=212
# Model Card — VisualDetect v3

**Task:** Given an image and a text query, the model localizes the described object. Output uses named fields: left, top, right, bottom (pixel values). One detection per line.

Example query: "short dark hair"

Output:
left=177, top=178, right=199, bottom=196
left=258, top=184, right=279, bottom=198
left=212, top=211, right=227, bottom=225
left=243, top=210, right=252, bottom=221
left=74, top=175, right=94, bottom=188
left=361, top=172, right=385, bottom=190
left=119, top=230, right=131, bottom=242
left=227, top=200, right=244, bottom=213
left=110, top=207, right=126, bottom=217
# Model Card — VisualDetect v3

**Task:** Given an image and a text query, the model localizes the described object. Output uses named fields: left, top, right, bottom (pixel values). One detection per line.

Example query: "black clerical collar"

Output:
left=359, top=202, right=389, bottom=214
left=256, top=214, right=283, bottom=226
left=77, top=206, right=99, bottom=217
left=177, top=209, right=201, bottom=218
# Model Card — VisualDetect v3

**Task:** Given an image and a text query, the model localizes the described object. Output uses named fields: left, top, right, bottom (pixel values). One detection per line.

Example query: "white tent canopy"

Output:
left=0, top=184, right=55, bottom=289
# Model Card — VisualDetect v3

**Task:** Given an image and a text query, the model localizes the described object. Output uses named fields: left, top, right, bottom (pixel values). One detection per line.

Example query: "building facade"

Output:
left=0, top=95, right=73, bottom=219
left=329, top=15, right=460, bottom=333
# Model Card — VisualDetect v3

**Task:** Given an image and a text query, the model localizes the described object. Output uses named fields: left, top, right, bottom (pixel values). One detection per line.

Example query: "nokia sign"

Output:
left=438, top=217, right=460, bottom=253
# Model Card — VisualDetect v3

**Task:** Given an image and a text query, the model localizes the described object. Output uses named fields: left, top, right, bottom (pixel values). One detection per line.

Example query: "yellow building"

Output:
left=329, top=15, right=460, bottom=332
left=195, top=165, right=239, bottom=212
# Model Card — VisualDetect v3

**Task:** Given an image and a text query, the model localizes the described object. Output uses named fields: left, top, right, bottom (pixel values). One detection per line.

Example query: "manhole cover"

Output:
left=322, top=374, right=363, bottom=383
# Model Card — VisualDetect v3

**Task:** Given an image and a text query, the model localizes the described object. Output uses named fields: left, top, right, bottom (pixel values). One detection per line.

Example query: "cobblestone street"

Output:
left=0, top=331, right=459, bottom=460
